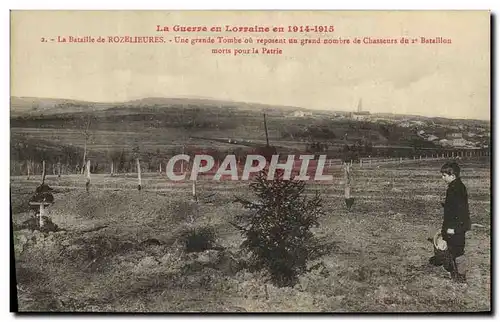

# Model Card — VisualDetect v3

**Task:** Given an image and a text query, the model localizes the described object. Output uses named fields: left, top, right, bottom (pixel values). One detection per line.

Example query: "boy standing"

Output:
left=439, top=161, right=471, bottom=283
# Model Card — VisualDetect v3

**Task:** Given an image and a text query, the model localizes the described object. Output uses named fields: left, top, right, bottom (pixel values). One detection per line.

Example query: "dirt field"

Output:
left=11, top=158, right=491, bottom=312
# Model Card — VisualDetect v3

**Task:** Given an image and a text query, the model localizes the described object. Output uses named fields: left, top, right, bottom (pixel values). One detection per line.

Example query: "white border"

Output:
left=3, top=1, right=499, bottom=10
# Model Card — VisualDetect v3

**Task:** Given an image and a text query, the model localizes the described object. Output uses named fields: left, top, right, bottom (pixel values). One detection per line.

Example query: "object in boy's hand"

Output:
left=429, top=231, right=455, bottom=272
left=436, top=237, right=447, bottom=250
left=433, top=231, right=448, bottom=251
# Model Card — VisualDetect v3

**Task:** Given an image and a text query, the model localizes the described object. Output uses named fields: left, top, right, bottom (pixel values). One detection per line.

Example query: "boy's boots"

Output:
left=452, top=255, right=467, bottom=283
left=454, top=273, right=467, bottom=283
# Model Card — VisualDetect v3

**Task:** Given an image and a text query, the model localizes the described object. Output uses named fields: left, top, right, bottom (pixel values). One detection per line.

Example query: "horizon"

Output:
left=10, top=94, right=491, bottom=122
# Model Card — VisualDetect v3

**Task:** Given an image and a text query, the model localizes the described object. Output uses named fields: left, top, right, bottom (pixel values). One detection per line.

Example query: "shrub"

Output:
left=180, top=226, right=217, bottom=253
left=234, top=169, right=325, bottom=287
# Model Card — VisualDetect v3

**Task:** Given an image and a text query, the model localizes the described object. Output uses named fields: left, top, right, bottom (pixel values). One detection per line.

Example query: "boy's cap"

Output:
left=433, top=231, right=448, bottom=251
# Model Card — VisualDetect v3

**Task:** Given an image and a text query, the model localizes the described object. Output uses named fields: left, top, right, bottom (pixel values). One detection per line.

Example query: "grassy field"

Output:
left=11, top=158, right=491, bottom=312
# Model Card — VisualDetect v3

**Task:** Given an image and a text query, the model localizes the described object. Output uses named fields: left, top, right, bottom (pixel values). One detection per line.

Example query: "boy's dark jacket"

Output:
left=442, top=178, right=472, bottom=235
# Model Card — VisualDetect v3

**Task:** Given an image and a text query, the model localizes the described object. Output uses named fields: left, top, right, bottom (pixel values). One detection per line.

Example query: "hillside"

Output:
left=10, top=96, right=305, bottom=118
left=10, top=96, right=490, bottom=176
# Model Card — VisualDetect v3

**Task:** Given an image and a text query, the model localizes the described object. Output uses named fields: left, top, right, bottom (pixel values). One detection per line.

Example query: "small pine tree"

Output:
left=234, top=169, right=325, bottom=287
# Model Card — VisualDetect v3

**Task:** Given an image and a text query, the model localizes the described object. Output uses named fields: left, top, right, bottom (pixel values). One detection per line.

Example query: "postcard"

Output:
left=10, top=10, right=491, bottom=313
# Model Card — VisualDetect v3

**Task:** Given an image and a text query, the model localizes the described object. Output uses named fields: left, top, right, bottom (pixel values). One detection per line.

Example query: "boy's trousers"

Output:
left=444, top=232, right=467, bottom=275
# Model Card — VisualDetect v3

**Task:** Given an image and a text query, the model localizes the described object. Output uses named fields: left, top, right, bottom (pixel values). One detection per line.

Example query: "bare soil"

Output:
left=11, top=159, right=491, bottom=312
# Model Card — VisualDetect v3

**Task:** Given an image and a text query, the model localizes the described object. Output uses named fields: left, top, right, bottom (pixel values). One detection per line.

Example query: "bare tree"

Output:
left=81, top=116, right=92, bottom=174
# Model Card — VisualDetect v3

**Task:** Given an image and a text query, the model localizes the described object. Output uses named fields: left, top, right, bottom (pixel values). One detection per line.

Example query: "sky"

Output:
left=10, top=10, right=490, bottom=120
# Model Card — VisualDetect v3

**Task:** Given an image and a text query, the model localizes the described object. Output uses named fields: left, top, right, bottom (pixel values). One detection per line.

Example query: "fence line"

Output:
left=12, top=151, right=490, bottom=179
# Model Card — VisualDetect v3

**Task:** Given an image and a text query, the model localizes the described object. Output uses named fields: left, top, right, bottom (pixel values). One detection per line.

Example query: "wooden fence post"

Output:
left=192, top=180, right=197, bottom=202
left=137, top=158, right=142, bottom=191
left=344, top=162, right=354, bottom=210
left=27, top=160, right=30, bottom=180
left=111, top=162, right=114, bottom=176
left=41, top=160, right=46, bottom=185
left=86, top=160, right=91, bottom=192
left=344, top=163, right=351, bottom=199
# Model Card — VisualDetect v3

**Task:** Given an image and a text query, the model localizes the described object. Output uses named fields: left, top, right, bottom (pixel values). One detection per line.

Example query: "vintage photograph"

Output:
left=10, top=10, right=490, bottom=312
